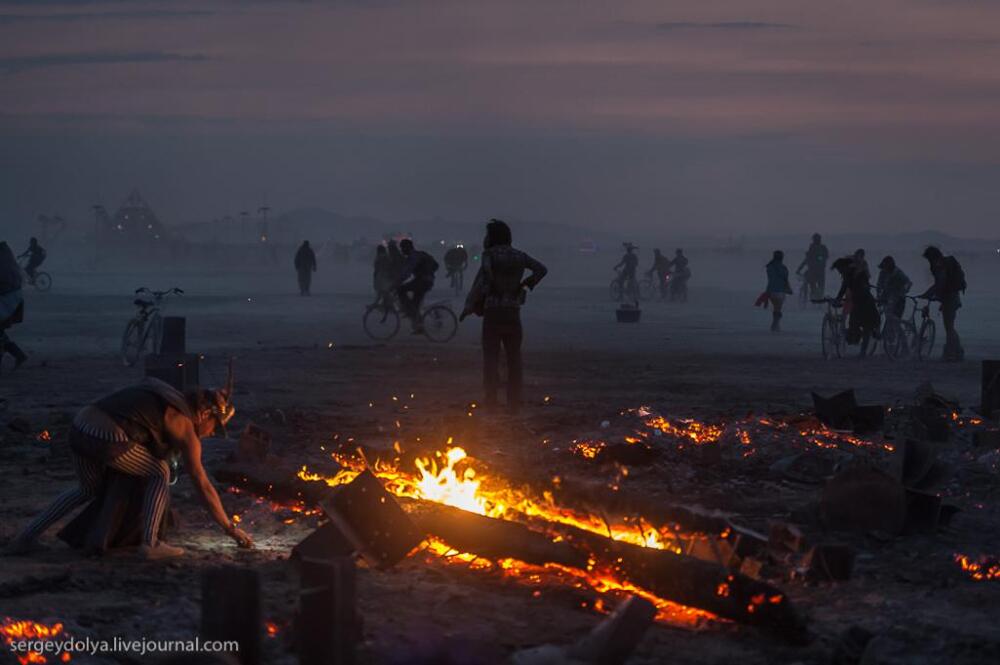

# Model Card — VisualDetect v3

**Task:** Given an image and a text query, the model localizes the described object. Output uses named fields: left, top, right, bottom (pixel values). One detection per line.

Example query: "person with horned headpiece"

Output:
left=5, top=361, right=252, bottom=559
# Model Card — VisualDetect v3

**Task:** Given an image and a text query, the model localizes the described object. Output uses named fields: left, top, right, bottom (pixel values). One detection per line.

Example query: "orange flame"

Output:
left=954, top=553, right=1000, bottom=581
left=1, top=618, right=70, bottom=664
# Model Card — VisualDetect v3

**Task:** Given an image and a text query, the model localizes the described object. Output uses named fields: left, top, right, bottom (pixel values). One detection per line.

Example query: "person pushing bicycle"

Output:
left=613, top=243, right=639, bottom=299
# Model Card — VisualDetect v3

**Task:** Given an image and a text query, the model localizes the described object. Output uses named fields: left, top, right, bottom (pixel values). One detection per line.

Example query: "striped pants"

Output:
left=18, top=444, right=171, bottom=547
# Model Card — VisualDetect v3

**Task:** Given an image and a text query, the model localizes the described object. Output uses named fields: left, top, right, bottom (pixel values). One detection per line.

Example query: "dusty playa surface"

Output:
left=2, top=265, right=1000, bottom=664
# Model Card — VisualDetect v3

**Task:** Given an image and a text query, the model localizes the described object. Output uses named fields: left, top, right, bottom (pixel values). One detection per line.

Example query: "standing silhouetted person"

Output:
left=764, top=250, right=793, bottom=332
left=919, top=246, right=966, bottom=361
left=0, top=241, right=27, bottom=371
left=461, top=219, right=547, bottom=413
left=796, top=233, right=829, bottom=299
left=667, top=249, right=690, bottom=302
left=294, top=241, right=317, bottom=296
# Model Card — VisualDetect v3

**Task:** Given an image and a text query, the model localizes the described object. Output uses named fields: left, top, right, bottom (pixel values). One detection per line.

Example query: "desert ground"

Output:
left=2, top=250, right=999, bottom=664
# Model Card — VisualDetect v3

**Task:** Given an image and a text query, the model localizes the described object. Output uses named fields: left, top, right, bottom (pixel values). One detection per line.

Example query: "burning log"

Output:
left=409, top=501, right=591, bottom=570
left=547, top=524, right=805, bottom=640
left=201, top=566, right=262, bottom=665
left=297, top=556, right=359, bottom=665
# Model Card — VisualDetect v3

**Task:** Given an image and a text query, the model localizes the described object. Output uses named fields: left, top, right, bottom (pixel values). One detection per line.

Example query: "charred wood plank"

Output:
left=201, top=566, right=261, bottom=665
left=296, top=556, right=359, bottom=665
left=320, top=470, right=422, bottom=569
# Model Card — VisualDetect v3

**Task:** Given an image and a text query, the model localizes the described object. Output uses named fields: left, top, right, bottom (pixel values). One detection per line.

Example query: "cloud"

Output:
left=0, top=10, right=214, bottom=24
left=0, top=51, right=210, bottom=73
left=656, top=21, right=796, bottom=32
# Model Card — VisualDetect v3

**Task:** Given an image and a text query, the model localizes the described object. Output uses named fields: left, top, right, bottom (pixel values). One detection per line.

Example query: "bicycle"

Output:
left=362, top=295, right=458, bottom=343
left=19, top=261, right=52, bottom=292
left=610, top=270, right=640, bottom=302
left=813, top=298, right=847, bottom=359
left=638, top=274, right=658, bottom=301
left=121, top=287, right=183, bottom=366
left=797, top=274, right=810, bottom=309
left=882, top=296, right=935, bottom=360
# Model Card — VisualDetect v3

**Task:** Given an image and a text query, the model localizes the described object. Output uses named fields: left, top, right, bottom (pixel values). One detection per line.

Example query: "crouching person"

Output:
left=6, top=374, right=253, bottom=559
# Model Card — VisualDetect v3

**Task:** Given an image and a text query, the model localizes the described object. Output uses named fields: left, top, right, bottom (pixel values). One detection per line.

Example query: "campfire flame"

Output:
left=299, top=445, right=722, bottom=627
left=1, top=618, right=70, bottom=664
left=954, top=553, right=1000, bottom=581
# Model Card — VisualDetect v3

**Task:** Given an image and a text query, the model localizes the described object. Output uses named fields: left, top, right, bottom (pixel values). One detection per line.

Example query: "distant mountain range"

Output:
left=174, top=207, right=997, bottom=253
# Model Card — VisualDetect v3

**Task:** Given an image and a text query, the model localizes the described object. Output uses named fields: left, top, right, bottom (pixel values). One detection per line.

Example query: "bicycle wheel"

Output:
left=882, top=320, right=904, bottom=360
left=916, top=319, right=936, bottom=360
left=421, top=304, right=458, bottom=343
left=821, top=315, right=841, bottom=360
left=33, top=272, right=52, bottom=292
left=121, top=319, right=145, bottom=366
left=363, top=305, right=400, bottom=341
left=609, top=279, right=623, bottom=302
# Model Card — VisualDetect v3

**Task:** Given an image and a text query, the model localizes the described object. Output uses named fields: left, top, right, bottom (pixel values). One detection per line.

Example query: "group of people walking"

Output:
left=763, top=235, right=967, bottom=361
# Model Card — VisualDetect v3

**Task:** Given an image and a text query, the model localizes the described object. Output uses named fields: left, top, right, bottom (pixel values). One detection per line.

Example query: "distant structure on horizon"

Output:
left=93, top=189, right=173, bottom=262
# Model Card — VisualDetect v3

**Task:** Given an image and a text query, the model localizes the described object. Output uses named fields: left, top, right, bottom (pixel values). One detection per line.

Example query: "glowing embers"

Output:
left=570, top=440, right=606, bottom=460
left=954, top=553, right=1000, bottom=581
left=638, top=407, right=723, bottom=445
left=420, top=538, right=721, bottom=630
left=1, top=618, right=71, bottom=664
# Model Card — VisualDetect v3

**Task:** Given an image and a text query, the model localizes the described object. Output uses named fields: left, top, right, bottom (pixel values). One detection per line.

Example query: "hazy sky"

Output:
left=2, top=0, right=999, bottom=238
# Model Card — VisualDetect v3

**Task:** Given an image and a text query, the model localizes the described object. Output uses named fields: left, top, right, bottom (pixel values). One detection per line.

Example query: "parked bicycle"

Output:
left=19, top=260, right=51, bottom=292
left=121, top=287, right=183, bottom=366
left=882, top=296, right=936, bottom=360
left=362, top=296, right=458, bottom=343
left=813, top=298, right=848, bottom=359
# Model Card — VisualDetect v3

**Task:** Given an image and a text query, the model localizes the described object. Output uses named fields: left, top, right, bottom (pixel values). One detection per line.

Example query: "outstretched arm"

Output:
left=169, top=411, right=253, bottom=548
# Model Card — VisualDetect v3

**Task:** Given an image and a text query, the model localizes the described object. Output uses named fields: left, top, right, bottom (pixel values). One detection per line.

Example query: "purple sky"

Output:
left=2, top=0, right=999, bottom=237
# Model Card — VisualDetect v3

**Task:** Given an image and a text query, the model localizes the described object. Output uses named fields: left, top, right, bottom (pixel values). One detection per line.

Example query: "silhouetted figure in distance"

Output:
left=294, top=240, right=317, bottom=296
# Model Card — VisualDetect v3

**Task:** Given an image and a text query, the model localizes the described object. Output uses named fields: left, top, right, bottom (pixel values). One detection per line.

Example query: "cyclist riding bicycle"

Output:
left=444, top=244, right=469, bottom=292
left=613, top=243, right=639, bottom=299
left=18, top=237, right=47, bottom=282
left=396, top=239, right=438, bottom=334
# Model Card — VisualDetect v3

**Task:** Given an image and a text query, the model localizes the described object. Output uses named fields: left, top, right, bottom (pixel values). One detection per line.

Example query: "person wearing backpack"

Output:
left=396, top=238, right=438, bottom=333
left=461, top=219, right=547, bottom=412
left=920, top=246, right=966, bottom=361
